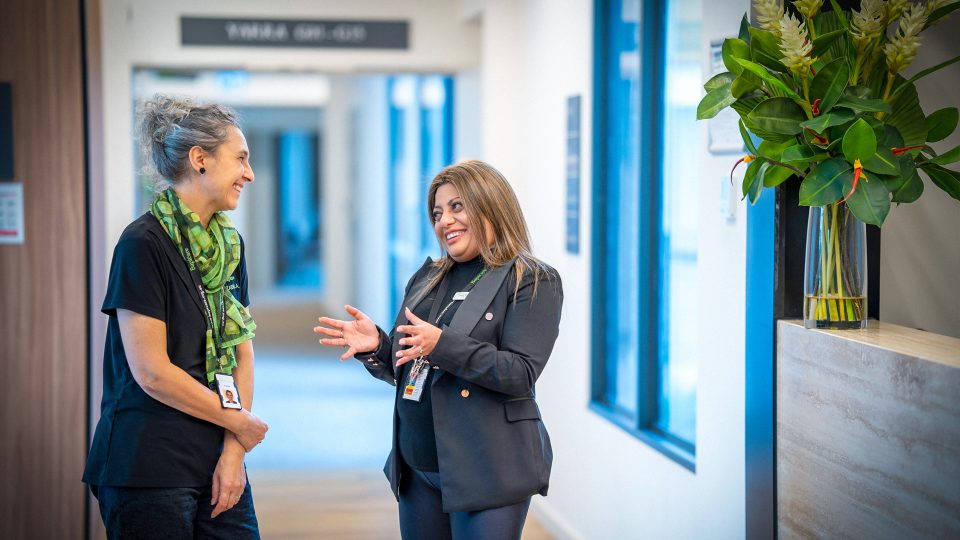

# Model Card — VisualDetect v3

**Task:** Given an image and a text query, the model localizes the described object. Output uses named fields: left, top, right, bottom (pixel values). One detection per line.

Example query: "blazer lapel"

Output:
left=390, top=258, right=437, bottom=359
left=429, top=258, right=516, bottom=386
left=447, top=258, right=515, bottom=336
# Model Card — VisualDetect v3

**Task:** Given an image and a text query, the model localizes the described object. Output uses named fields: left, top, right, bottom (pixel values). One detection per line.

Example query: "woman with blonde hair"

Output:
left=315, top=160, right=563, bottom=540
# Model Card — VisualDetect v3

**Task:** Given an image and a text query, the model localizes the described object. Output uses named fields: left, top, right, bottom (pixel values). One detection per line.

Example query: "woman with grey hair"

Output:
left=84, top=95, right=267, bottom=539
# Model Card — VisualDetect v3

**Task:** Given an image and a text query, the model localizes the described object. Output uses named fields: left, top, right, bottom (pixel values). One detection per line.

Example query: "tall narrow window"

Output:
left=592, top=0, right=700, bottom=468
left=387, top=75, right=453, bottom=314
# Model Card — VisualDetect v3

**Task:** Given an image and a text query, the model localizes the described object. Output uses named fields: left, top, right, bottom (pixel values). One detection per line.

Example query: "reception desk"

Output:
left=776, top=320, right=960, bottom=538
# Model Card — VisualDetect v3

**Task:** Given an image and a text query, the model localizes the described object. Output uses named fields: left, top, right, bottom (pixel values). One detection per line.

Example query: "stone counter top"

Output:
left=776, top=320, right=960, bottom=539
left=780, top=319, right=960, bottom=368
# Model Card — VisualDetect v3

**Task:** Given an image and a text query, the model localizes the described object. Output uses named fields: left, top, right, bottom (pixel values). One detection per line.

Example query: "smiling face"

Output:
left=200, top=126, right=254, bottom=212
left=432, top=182, right=488, bottom=262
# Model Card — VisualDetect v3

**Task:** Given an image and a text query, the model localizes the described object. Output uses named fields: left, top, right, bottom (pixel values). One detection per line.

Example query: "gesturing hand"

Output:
left=315, top=304, right=381, bottom=360
left=394, top=307, right=442, bottom=367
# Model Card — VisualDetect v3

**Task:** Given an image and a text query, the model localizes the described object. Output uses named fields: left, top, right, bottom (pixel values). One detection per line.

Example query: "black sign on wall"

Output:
left=0, top=83, right=12, bottom=179
left=181, top=17, right=409, bottom=49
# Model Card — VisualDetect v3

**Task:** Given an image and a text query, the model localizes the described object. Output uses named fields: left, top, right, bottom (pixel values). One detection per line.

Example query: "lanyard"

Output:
left=428, top=266, right=489, bottom=325
left=175, top=236, right=229, bottom=367
left=408, top=266, right=489, bottom=384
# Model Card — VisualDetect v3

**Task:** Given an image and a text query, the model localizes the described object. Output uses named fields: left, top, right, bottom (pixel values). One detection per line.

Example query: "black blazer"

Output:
left=358, top=257, right=563, bottom=512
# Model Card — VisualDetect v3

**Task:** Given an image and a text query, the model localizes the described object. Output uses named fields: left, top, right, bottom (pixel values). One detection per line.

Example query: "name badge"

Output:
left=453, top=291, right=470, bottom=301
left=215, top=373, right=243, bottom=410
left=402, top=363, right=430, bottom=402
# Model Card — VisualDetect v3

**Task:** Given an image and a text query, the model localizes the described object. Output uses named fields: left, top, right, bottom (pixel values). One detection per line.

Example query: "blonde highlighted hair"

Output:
left=423, top=160, right=549, bottom=296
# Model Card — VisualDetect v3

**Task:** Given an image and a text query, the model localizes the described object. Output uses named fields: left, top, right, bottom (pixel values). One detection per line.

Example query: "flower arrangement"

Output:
left=698, top=0, right=960, bottom=223
left=697, top=0, right=960, bottom=328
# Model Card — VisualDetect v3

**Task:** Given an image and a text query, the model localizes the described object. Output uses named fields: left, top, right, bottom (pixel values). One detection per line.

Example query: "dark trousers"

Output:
left=399, top=468, right=531, bottom=540
left=93, top=481, right=260, bottom=540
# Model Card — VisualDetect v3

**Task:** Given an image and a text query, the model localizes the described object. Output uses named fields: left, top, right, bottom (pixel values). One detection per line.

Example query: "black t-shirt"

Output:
left=82, top=212, right=250, bottom=487
left=397, top=256, right=485, bottom=472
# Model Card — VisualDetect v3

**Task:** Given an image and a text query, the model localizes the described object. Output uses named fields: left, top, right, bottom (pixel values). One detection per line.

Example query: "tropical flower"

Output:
left=792, top=0, right=824, bottom=20
left=883, top=4, right=927, bottom=74
left=754, top=0, right=785, bottom=36
left=884, top=0, right=910, bottom=24
left=779, top=13, right=815, bottom=76
left=850, top=0, right=885, bottom=51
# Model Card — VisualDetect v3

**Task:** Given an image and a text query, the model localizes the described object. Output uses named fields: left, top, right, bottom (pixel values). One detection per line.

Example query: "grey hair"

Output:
left=137, top=95, right=241, bottom=191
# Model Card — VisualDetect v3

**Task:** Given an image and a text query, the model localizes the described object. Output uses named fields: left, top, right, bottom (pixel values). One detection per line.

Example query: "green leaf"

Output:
left=731, top=95, right=764, bottom=117
left=845, top=86, right=873, bottom=99
left=827, top=0, right=849, bottom=29
left=834, top=95, right=892, bottom=114
left=799, top=157, right=851, bottom=206
left=886, top=80, right=928, bottom=146
left=748, top=27, right=789, bottom=73
left=843, top=175, right=891, bottom=226
left=731, top=70, right=762, bottom=98
left=921, top=164, right=960, bottom=201
left=734, top=58, right=802, bottom=99
left=809, top=58, right=849, bottom=114
left=781, top=144, right=828, bottom=164
left=697, top=83, right=737, bottom=120
left=892, top=54, right=960, bottom=98
left=739, top=14, right=751, bottom=43
left=842, top=119, right=878, bottom=163
left=879, top=124, right=905, bottom=149
left=762, top=162, right=795, bottom=187
left=926, top=107, right=959, bottom=143
left=811, top=29, right=845, bottom=54
left=742, top=158, right=765, bottom=202
left=862, top=148, right=899, bottom=176
left=930, top=144, right=960, bottom=166
left=891, top=169, right=923, bottom=204
left=800, top=110, right=855, bottom=133
left=739, top=119, right=759, bottom=155
left=704, top=72, right=735, bottom=92
left=757, top=139, right=794, bottom=160
left=747, top=97, right=807, bottom=135
left=926, top=1, right=960, bottom=27
left=882, top=156, right=919, bottom=203
left=723, top=38, right=751, bottom=75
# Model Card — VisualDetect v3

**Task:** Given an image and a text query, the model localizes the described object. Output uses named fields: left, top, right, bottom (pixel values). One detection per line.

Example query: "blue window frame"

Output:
left=387, top=75, right=453, bottom=315
left=591, top=0, right=700, bottom=470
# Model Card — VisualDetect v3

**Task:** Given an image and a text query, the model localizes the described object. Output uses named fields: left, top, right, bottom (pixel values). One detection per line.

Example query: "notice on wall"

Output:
left=0, top=182, right=24, bottom=244
left=566, top=95, right=581, bottom=255
left=181, top=17, right=409, bottom=49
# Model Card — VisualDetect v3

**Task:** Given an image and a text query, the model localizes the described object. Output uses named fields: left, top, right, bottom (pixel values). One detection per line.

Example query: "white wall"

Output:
left=475, top=0, right=748, bottom=538
left=97, top=0, right=480, bottom=254
left=879, top=20, right=960, bottom=339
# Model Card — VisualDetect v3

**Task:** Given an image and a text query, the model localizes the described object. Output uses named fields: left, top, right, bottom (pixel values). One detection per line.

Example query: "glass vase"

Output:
left=803, top=202, right=868, bottom=330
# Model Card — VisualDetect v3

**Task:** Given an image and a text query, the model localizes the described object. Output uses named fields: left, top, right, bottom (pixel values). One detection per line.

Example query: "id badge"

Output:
left=402, top=364, right=430, bottom=402
left=215, top=373, right=243, bottom=410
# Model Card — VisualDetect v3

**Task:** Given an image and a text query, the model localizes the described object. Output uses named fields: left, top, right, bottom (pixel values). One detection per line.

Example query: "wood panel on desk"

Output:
left=0, top=0, right=88, bottom=538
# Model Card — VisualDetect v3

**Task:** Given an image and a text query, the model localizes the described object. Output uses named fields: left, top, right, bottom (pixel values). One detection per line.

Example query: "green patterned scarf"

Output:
left=151, top=189, right=256, bottom=384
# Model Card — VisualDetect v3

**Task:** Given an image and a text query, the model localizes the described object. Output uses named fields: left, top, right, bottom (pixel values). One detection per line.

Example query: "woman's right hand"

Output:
left=314, top=305, right=381, bottom=360
left=232, top=410, right=269, bottom=452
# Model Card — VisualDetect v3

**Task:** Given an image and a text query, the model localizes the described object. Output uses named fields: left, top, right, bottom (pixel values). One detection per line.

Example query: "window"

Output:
left=387, top=75, right=453, bottom=314
left=592, top=0, right=700, bottom=469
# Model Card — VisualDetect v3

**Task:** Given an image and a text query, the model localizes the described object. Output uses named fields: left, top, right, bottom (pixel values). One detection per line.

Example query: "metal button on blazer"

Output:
left=484, top=312, right=493, bottom=321
left=460, top=389, right=470, bottom=398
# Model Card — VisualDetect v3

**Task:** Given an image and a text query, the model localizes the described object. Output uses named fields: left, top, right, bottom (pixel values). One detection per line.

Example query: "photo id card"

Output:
left=215, top=373, right=242, bottom=409
left=402, top=365, right=430, bottom=402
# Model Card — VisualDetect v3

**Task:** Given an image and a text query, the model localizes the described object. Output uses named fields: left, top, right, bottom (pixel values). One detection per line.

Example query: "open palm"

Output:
left=314, top=305, right=380, bottom=360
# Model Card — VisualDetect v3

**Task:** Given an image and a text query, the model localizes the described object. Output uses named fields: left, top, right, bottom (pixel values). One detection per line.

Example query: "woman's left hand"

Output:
left=395, top=307, right=442, bottom=367
left=210, top=446, right=246, bottom=518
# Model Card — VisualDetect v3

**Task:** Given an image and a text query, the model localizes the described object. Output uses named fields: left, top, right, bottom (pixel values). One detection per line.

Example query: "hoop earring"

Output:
left=199, top=167, right=206, bottom=175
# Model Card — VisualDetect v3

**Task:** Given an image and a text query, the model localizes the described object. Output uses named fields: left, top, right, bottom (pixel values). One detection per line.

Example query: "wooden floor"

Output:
left=249, top=470, right=554, bottom=540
